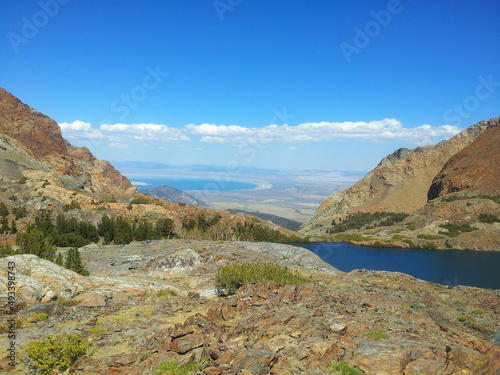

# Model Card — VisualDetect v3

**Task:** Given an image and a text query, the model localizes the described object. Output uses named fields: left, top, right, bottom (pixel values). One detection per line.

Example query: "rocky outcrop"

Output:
left=0, top=88, right=135, bottom=194
left=428, top=123, right=500, bottom=199
left=0, top=240, right=339, bottom=311
left=0, top=254, right=153, bottom=311
left=1, top=240, right=498, bottom=374
left=301, top=117, right=500, bottom=236
left=141, top=184, right=207, bottom=207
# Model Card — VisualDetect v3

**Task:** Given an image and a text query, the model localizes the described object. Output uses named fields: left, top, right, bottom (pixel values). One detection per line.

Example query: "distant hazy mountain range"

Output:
left=226, top=209, right=303, bottom=231
left=141, top=184, right=207, bottom=207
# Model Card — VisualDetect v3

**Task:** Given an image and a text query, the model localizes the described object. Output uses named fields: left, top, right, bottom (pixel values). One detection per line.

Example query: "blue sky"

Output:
left=1, top=0, right=499, bottom=172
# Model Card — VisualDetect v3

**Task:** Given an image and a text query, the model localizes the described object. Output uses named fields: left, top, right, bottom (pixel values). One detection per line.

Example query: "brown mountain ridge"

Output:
left=0, top=88, right=134, bottom=194
left=300, top=117, right=500, bottom=251
left=0, top=88, right=295, bottom=242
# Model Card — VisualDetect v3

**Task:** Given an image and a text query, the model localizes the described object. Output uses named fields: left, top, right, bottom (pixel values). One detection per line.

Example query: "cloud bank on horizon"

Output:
left=60, top=118, right=460, bottom=148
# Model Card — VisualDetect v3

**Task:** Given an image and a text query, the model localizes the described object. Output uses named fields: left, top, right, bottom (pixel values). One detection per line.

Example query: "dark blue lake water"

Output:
left=295, top=242, right=500, bottom=289
left=127, top=175, right=258, bottom=191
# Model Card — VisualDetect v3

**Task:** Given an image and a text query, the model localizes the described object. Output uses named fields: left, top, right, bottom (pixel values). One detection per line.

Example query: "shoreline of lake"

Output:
left=127, top=175, right=266, bottom=191
left=295, top=241, right=500, bottom=289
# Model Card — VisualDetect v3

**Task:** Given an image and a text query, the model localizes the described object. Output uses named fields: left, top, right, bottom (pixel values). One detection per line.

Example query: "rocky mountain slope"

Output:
left=226, top=209, right=303, bottom=231
left=1, top=240, right=499, bottom=374
left=141, top=184, right=207, bottom=207
left=428, top=122, right=500, bottom=199
left=0, top=89, right=295, bottom=242
left=0, top=88, right=134, bottom=195
left=300, top=117, right=500, bottom=250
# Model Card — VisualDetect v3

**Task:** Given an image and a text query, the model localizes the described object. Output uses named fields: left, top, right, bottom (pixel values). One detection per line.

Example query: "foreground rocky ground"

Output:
left=1, top=240, right=499, bottom=374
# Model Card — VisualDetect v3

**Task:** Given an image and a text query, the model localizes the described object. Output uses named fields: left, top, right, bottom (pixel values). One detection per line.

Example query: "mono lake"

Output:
left=296, top=242, right=500, bottom=289
left=128, top=175, right=258, bottom=191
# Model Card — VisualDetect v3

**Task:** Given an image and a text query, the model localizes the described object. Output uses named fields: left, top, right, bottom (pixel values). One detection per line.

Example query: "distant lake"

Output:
left=296, top=242, right=500, bottom=289
left=127, top=175, right=258, bottom=191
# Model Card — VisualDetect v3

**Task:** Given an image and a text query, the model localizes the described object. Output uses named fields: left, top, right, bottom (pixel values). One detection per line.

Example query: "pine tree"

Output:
left=54, top=252, right=64, bottom=266
left=10, top=219, right=17, bottom=234
left=0, top=202, right=9, bottom=217
left=64, top=248, right=89, bottom=276
left=1, top=218, right=9, bottom=234
left=16, top=228, right=56, bottom=261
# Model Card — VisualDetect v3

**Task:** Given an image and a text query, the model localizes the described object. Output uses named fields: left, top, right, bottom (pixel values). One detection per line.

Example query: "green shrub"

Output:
left=406, top=223, right=417, bottom=231
left=215, top=262, right=309, bottom=296
left=416, top=234, right=445, bottom=240
left=16, top=228, right=56, bottom=261
left=466, top=320, right=495, bottom=334
left=0, top=201, right=9, bottom=217
left=30, top=313, right=48, bottom=321
left=328, top=211, right=408, bottom=233
left=367, top=331, right=387, bottom=340
left=442, top=193, right=500, bottom=204
left=329, top=362, right=364, bottom=375
left=438, top=224, right=478, bottom=237
left=63, top=200, right=81, bottom=211
left=459, top=314, right=495, bottom=333
left=391, top=234, right=410, bottom=240
left=331, top=233, right=374, bottom=242
left=156, top=289, right=177, bottom=301
left=130, top=197, right=151, bottom=205
left=478, top=213, right=500, bottom=223
left=0, top=244, right=16, bottom=257
left=88, top=327, right=106, bottom=334
left=13, top=205, right=28, bottom=219
left=23, top=334, right=90, bottom=374
left=154, top=360, right=200, bottom=375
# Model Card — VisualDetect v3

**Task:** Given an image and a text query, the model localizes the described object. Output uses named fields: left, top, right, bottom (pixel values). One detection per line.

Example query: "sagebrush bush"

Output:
left=215, top=262, right=309, bottom=296
left=478, top=213, right=499, bottom=223
left=367, top=331, right=387, bottom=340
left=329, top=362, right=364, bottom=375
left=23, top=334, right=90, bottom=374
left=154, top=360, right=200, bottom=375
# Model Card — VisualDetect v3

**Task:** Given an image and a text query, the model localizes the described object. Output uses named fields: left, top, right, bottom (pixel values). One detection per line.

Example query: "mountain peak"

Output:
left=0, top=88, right=135, bottom=194
left=300, top=116, right=500, bottom=239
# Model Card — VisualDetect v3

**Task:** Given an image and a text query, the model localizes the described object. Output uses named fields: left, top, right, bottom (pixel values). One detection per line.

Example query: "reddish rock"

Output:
left=170, top=328, right=194, bottom=339
left=169, top=333, right=204, bottom=354
left=231, top=349, right=277, bottom=375
left=74, top=292, right=106, bottom=307
left=203, top=366, right=223, bottom=375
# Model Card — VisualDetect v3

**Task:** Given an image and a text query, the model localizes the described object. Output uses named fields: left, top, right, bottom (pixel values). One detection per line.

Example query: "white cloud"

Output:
left=58, top=121, right=190, bottom=147
left=100, top=123, right=189, bottom=141
left=186, top=119, right=461, bottom=145
left=58, top=121, right=104, bottom=144
left=59, top=120, right=92, bottom=131
left=59, top=119, right=462, bottom=150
